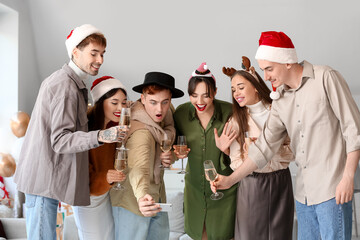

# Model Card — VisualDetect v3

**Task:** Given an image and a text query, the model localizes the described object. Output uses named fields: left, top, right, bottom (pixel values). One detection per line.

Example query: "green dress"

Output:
left=174, top=99, right=237, bottom=240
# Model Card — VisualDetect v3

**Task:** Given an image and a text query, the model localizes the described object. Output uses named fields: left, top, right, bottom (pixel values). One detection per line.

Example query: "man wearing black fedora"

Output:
left=110, top=72, right=184, bottom=240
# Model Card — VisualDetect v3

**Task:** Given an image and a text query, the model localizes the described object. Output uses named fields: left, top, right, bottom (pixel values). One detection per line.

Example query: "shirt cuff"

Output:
left=134, top=189, right=148, bottom=202
left=345, top=135, right=360, bottom=154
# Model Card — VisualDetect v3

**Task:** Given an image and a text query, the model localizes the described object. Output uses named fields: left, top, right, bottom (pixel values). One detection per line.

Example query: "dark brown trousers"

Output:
left=235, top=168, right=294, bottom=240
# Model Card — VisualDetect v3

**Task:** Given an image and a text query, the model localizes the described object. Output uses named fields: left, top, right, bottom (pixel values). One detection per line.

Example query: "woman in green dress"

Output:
left=173, top=62, right=237, bottom=240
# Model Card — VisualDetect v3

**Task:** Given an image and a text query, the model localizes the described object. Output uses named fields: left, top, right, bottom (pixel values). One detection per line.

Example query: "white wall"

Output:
left=0, top=3, right=18, bottom=153
left=19, top=0, right=360, bottom=108
left=0, top=0, right=40, bottom=114
left=0, top=5, right=18, bottom=124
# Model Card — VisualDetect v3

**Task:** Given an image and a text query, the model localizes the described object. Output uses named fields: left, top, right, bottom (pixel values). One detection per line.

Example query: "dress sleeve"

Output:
left=228, top=118, right=243, bottom=171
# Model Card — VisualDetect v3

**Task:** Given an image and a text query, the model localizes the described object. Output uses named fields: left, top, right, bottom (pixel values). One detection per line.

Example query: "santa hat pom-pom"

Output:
left=270, top=91, right=280, bottom=100
left=204, top=64, right=208, bottom=70
left=270, top=84, right=280, bottom=100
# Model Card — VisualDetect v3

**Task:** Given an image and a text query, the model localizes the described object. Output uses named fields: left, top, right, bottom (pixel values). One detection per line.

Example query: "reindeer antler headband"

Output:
left=222, top=56, right=260, bottom=82
left=222, top=56, right=280, bottom=100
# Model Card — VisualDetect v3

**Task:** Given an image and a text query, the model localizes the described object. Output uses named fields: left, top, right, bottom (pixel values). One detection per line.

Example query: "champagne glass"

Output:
left=244, top=131, right=250, bottom=151
left=119, top=107, right=131, bottom=149
left=159, top=134, right=172, bottom=169
left=113, top=147, right=128, bottom=190
left=176, top=136, right=187, bottom=174
left=203, top=160, right=224, bottom=200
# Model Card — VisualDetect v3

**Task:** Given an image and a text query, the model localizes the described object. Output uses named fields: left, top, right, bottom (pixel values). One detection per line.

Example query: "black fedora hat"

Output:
left=132, top=72, right=184, bottom=98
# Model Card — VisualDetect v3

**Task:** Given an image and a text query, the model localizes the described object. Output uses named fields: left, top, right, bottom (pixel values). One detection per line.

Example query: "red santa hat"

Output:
left=90, top=76, right=127, bottom=104
left=255, top=31, right=298, bottom=64
left=65, top=24, right=102, bottom=59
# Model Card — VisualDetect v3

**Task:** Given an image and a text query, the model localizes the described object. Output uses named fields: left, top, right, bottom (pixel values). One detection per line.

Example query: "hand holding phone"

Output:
left=155, top=203, right=172, bottom=212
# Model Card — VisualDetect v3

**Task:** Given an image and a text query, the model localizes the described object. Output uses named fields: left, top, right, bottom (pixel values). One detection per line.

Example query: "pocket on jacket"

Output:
left=25, top=194, right=37, bottom=208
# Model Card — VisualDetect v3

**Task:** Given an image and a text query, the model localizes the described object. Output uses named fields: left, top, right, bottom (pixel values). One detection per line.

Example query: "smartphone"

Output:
left=155, top=203, right=172, bottom=212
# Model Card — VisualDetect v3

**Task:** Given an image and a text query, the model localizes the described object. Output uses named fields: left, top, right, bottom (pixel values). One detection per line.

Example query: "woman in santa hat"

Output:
left=173, top=62, right=237, bottom=240
left=217, top=56, right=294, bottom=240
left=72, top=76, right=128, bottom=240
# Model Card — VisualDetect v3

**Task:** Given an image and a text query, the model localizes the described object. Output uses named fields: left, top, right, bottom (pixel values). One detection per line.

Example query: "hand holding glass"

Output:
left=176, top=136, right=187, bottom=174
left=204, top=160, right=223, bottom=200
left=159, top=134, right=172, bottom=169
left=113, top=147, right=128, bottom=190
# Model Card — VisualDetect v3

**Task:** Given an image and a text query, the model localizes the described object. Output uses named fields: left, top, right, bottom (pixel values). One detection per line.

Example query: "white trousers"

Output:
left=72, top=192, right=115, bottom=240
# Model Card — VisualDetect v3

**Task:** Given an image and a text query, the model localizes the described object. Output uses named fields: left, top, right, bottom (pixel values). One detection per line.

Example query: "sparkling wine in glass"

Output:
left=160, top=139, right=172, bottom=153
left=203, top=160, right=223, bottom=200
left=119, top=108, right=131, bottom=128
left=113, top=147, right=128, bottom=190
left=176, top=136, right=187, bottom=174
left=119, top=107, right=131, bottom=148
left=159, top=134, right=172, bottom=169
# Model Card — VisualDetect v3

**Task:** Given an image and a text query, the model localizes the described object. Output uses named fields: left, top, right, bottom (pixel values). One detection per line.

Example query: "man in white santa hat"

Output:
left=14, top=24, right=126, bottom=240
left=212, top=31, right=360, bottom=240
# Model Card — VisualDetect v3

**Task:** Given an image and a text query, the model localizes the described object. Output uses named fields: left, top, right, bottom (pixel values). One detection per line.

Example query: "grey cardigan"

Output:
left=14, top=64, right=100, bottom=206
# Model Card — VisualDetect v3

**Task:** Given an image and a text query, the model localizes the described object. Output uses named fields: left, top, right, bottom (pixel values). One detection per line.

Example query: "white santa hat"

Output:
left=65, top=24, right=102, bottom=59
left=255, top=31, right=298, bottom=64
left=90, top=76, right=127, bottom=104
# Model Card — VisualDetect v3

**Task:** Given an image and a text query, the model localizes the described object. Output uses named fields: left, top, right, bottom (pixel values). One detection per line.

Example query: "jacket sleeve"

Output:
left=126, top=129, right=154, bottom=201
left=162, top=108, right=176, bottom=145
left=49, top=84, right=100, bottom=154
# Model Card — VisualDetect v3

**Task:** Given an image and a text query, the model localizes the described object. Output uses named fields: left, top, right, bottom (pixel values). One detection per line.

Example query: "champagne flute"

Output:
left=244, top=131, right=250, bottom=151
left=113, top=147, right=128, bottom=190
left=159, top=134, right=172, bottom=169
left=176, top=136, right=187, bottom=174
left=119, top=107, right=131, bottom=149
left=203, top=160, right=224, bottom=200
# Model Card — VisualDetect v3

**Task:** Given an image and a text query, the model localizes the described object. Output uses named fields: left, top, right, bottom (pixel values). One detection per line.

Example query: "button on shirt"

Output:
left=249, top=60, right=360, bottom=205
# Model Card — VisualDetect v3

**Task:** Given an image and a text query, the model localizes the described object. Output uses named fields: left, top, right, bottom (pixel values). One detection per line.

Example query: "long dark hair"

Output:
left=87, top=88, right=127, bottom=131
left=230, top=70, right=272, bottom=158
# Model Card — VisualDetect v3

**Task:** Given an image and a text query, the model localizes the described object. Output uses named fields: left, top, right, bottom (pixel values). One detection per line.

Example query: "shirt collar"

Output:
left=282, top=60, right=315, bottom=92
left=188, top=99, right=224, bottom=121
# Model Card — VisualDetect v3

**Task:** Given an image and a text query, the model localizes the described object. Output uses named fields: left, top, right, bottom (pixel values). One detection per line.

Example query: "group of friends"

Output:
left=13, top=23, right=360, bottom=240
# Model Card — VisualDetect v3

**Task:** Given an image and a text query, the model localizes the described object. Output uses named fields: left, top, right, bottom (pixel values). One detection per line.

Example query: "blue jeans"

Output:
left=112, top=206, right=169, bottom=240
left=25, top=194, right=59, bottom=240
left=296, top=198, right=352, bottom=240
